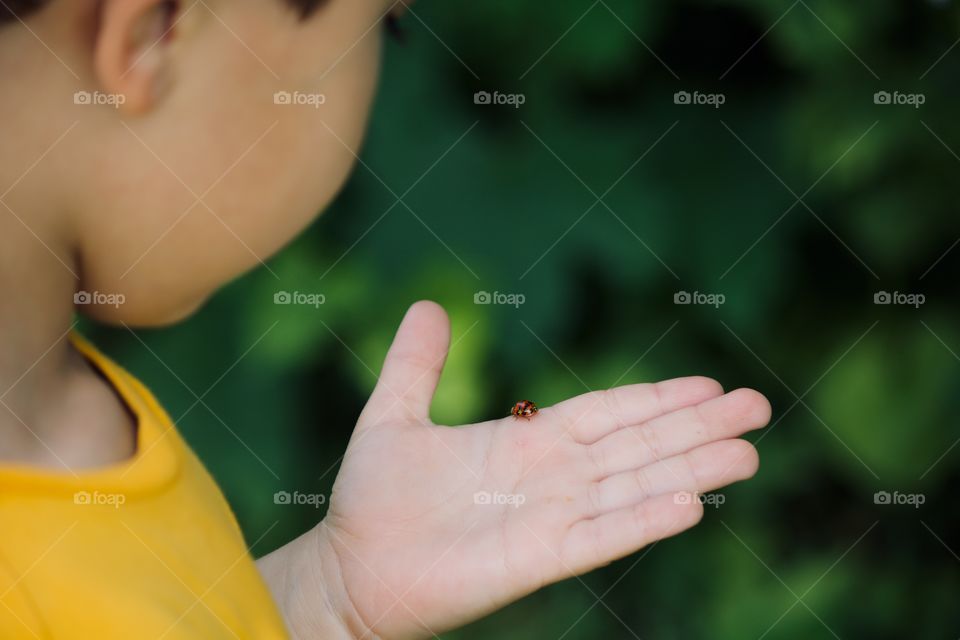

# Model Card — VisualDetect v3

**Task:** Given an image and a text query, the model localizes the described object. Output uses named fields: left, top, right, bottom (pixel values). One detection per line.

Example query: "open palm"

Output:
left=317, top=302, right=770, bottom=639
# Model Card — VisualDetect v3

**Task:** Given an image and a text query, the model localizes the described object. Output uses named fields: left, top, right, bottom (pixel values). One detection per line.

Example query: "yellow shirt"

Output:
left=0, top=334, right=289, bottom=639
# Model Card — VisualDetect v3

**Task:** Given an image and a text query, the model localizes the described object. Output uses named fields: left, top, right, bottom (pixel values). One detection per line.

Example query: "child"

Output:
left=0, top=0, right=771, bottom=637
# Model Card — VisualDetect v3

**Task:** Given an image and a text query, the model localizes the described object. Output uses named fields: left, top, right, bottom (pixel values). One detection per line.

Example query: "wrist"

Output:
left=310, top=521, right=373, bottom=640
left=257, top=521, right=367, bottom=640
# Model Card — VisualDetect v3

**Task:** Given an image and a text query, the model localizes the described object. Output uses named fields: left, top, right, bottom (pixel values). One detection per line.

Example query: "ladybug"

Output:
left=511, top=400, right=539, bottom=419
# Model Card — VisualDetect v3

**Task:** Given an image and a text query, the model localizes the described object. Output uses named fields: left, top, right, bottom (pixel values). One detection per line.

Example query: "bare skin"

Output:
left=1, top=2, right=771, bottom=639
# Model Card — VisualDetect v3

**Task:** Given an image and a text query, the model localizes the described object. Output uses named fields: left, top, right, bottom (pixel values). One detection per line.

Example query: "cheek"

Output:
left=190, top=1, right=384, bottom=251
left=242, top=33, right=384, bottom=237
left=206, top=103, right=376, bottom=260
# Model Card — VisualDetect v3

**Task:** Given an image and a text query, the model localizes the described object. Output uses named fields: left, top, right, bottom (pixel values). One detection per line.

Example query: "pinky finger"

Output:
left=559, top=493, right=703, bottom=576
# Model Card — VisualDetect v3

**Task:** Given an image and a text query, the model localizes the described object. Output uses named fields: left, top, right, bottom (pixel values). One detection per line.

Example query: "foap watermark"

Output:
left=274, top=490, right=327, bottom=508
left=274, top=91, right=327, bottom=109
left=874, top=291, right=924, bottom=309
left=674, top=290, right=725, bottom=308
left=74, top=490, right=126, bottom=509
left=874, top=90, right=925, bottom=108
left=474, top=491, right=526, bottom=508
left=474, top=290, right=525, bottom=308
left=874, top=490, right=925, bottom=509
left=474, top=90, right=526, bottom=109
left=74, top=290, right=125, bottom=309
left=674, top=90, right=725, bottom=109
left=274, top=290, right=326, bottom=308
left=74, top=90, right=126, bottom=108
left=674, top=491, right=726, bottom=508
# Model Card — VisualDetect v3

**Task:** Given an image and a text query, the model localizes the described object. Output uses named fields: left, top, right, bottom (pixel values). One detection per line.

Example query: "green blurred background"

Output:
left=86, top=1, right=960, bottom=638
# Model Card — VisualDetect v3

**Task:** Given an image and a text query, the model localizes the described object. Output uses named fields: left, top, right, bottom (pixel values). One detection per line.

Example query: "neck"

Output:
left=0, top=238, right=83, bottom=468
left=0, top=172, right=136, bottom=473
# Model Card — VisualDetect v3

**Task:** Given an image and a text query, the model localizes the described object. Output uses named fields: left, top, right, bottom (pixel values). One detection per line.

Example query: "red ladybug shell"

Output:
left=511, top=400, right=539, bottom=419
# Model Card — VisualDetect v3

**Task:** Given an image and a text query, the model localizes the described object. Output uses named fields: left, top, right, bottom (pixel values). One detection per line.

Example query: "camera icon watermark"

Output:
left=873, top=490, right=925, bottom=508
left=673, top=491, right=725, bottom=508
left=674, top=290, right=725, bottom=308
left=274, top=290, right=326, bottom=308
left=474, top=290, right=525, bottom=308
left=74, top=290, right=126, bottom=309
left=474, top=90, right=526, bottom=108
left=273, top=490, right=327, bottom=508
left=473, top=490, right=526, bottom=508
left=274, top=91, right=327, bottom=109
left=873, top=290, right=924, bottom=308
left=74, top=490, right=126, bottom=509
left=873, top=90, right=924, bottom=108
left=673, top=90, right=725, bottom=109
left=74, top=90, right=126, bottom=109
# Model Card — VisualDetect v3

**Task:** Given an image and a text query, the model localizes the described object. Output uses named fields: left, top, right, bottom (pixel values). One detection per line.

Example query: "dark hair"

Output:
left=0, top=0, right=45, bottom=23
left=1, top=0, right=326, bottom=25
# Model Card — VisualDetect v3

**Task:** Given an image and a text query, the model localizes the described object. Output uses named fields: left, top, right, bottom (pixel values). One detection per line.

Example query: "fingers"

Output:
left=561, top=437, right=760, bottom=574
left=552, top=376, right=725, bottom=444
left=560, top=493, right=703, bottom=576
left=585, top=439, right=759, bottom=517
left=586, top=388, right=770, bottom=478
left=362, top=301, right=450, bottom=425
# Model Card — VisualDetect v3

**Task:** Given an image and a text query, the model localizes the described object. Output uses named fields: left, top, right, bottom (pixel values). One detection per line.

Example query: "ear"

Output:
left=94, top=0, right=178, bottom=115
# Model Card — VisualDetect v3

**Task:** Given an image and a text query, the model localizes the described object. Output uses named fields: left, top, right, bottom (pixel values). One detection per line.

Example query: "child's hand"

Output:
left=260, top=302, right=770, bottom=639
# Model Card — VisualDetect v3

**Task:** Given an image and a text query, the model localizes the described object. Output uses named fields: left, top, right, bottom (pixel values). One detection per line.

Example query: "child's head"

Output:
left=1, top=0, right=399, bottom=325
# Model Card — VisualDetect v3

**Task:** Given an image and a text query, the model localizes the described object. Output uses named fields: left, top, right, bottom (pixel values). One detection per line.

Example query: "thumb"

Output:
left=361, top=301, right=451, bottom=425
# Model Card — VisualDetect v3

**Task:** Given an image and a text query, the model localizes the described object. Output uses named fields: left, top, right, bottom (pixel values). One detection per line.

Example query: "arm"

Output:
left=260, top=301, right=771, bottom=639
